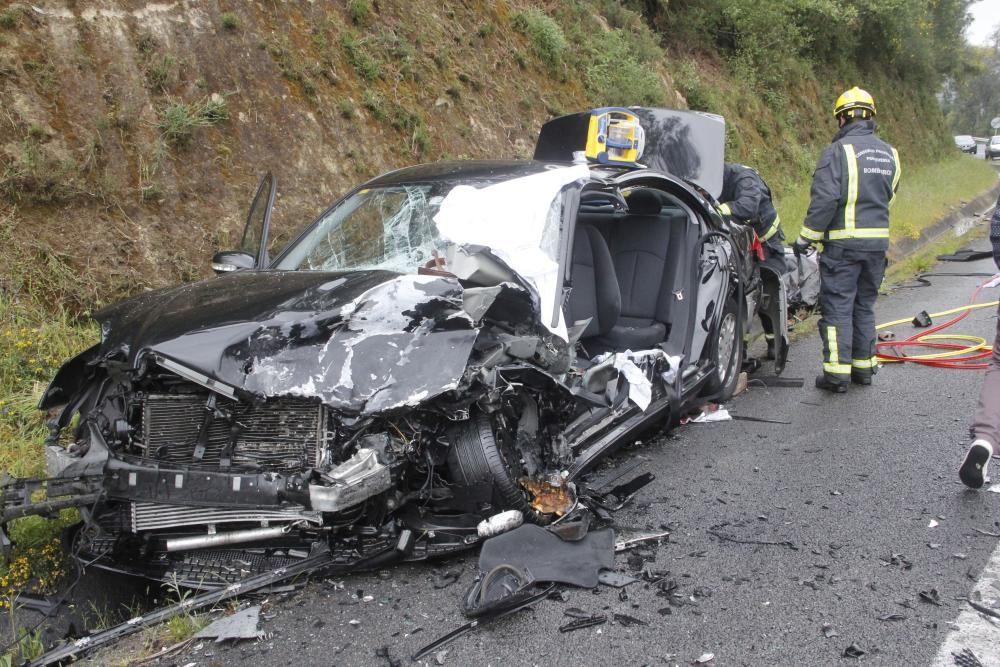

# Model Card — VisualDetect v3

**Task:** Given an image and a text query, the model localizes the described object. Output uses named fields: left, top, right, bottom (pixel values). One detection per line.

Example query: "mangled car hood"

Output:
left=94, top=270, right=479, bottom=414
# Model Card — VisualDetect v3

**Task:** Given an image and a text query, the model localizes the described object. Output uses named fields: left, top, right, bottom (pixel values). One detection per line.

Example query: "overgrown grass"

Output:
left=220, top=13, right=239, bottom=31
left=155, top=96, right=229, bottom=147
left=340, top=31, right=381, bottom=82
left=0, top=137, right=83, bottom=205
left=512, top=8, right=567, bottom=75
left=777, top=154, right=997, bottom=241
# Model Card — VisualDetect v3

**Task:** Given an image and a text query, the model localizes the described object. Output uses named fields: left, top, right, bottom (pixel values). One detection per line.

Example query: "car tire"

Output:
left=447, top=412, right=530, bottom=515
left=703, top=294, right=743, bottom=400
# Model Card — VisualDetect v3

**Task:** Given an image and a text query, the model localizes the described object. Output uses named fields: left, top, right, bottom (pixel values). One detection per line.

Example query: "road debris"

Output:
left=821, top=623, right=838, bottom=638
left=597, top=570, right=639, bottom=588
left=194, top=605, right=266, bottom=643
left=919, top=588, right=943, bottom=606
left=612, top=613, right=647, bottom=627
left=968, top=599, right=1000, bottom=621
left=477, top=524, right=615, bottom=588
left=877, top=613, right=906, bottom=622
left=559, top=613, right=607, bottom=633
left=952, top=648, right=985, bottom=666
left=843, top=643, right=866, bottom=658
left=694, top=652, right=715, bottom=663
left=707, top=528, right=797, bottom=550
left=928, top=519, right=939, bottom=528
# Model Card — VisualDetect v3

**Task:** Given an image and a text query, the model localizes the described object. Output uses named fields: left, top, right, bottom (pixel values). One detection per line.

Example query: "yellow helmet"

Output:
left=833, top=86, right=876, bottom=119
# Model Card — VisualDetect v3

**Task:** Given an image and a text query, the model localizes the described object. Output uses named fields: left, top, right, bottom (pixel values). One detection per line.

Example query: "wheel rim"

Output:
left=716, top=312, right=737, bottom=384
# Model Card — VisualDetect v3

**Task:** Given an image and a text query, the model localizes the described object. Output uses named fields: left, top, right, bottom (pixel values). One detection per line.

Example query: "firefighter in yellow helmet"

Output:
left=791, top=87, right=901, bottom=393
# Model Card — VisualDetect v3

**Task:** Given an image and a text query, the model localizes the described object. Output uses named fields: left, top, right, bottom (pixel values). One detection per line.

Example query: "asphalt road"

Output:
left=119, top=246, right=1000, bottom=666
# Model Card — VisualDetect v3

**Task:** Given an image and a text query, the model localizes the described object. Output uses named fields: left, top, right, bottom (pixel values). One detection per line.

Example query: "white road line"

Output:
left=931, top=517, right=1000, bottom=666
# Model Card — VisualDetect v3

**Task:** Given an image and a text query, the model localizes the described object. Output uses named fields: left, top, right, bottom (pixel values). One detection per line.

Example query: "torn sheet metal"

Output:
left=94, top=272, right=478, bottom=415
left=434, top=165, right=589, bottom=341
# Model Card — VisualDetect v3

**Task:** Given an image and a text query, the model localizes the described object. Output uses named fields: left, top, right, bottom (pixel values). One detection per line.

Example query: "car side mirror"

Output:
left=211, top=250, right=256, bottom=275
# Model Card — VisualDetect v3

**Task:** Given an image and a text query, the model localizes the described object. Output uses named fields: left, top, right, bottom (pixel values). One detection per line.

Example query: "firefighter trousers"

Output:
left=817, top=245, right=886, bottom=383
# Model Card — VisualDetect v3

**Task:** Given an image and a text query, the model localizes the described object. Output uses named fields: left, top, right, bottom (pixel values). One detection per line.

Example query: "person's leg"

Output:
left=960, top=302, right=1000, bottom=488
left=817, top=247, right=861, bottom=391
left=849, top=251, right=886, bottom=384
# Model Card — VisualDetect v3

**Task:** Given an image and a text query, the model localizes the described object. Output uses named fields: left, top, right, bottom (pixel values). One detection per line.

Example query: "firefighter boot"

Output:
left=815, top=374, right=848, bottom=394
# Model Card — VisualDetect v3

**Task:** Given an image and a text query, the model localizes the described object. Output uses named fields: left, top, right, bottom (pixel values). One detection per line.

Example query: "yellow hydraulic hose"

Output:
left=876, top=300, right=999, bottom=330
left=876, top=298, right=997, bottom=364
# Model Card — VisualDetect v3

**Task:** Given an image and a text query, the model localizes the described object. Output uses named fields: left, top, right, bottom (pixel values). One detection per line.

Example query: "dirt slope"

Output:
left=1, top=0, right=681, bottom=312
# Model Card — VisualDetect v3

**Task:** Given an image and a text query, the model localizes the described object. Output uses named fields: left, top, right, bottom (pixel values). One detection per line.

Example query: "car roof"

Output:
left=363, top=160, right=569, bottom=187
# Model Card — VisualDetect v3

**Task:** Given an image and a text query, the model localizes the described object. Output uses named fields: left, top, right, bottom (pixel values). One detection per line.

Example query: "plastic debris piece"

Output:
left=597, top=570, right=639, bottom=588
left=692, top=408, right=731, bottom=423
left=928, top=519, right=939, bottom=528
left=614, top=530, right=670, bottom=552
left=919, top=589, right=943, bottom=606
left=558, top=614, right=606, bottom=633
left=477, top=510, right=524, bottom=538
left=821, top=623, right=838, bottom=638
left=434, top=649, right=449, bottom=666
left=912, top=311, right=933, bottom=328
left=843, top=643, right=866, bottom=659
left=195, top=605, right=265, bottom=643
left=612, top=613, right=647, bottom=627
left=928, top=543, right=942, bottom=549
left=479, top=524, right=615, bottom=588
left=878, top=613, right=906, bottom=622
left=694, top=652, right=715, bottom=663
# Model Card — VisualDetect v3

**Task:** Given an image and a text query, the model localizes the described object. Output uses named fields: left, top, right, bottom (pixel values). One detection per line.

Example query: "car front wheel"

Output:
left=703, top=295, right=743, bottom=400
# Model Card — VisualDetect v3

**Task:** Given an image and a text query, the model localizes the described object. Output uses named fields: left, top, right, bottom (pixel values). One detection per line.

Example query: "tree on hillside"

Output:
left=944, top=23, right=1000, bottom=136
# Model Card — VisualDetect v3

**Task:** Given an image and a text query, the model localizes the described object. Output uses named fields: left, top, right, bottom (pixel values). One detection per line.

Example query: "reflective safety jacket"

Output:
left=800, top=120, right=900, bottom=252
left=719, top=163, right=784, bottom=244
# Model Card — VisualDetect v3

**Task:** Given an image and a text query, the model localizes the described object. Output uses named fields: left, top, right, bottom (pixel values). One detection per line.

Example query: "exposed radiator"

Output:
left=131, top=502, right=321, bottom=532
left=141, top=394, right=326, bottom=471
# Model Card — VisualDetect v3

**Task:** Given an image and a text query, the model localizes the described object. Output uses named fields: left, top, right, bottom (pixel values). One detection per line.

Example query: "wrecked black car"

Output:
left=30, top=108, right=787, bottom=588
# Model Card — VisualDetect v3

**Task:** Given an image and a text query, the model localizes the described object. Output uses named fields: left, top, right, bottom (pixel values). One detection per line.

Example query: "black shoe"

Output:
left=959, top=440, right=993, bottom=489
left=765, top=342, right=775, bottom=360
left=850, top=374, right=872, bottom=386
left=815, top=375, right=848, bottom=394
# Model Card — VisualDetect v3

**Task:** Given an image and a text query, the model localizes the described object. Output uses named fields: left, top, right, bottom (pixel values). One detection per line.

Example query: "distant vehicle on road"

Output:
left=986, top=135, right=1000, bottom=160
left=954, top=135, right=976, bottom=154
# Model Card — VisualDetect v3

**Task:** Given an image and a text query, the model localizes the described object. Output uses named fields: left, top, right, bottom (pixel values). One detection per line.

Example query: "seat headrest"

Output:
left=625, top=189, right=661, bottom=215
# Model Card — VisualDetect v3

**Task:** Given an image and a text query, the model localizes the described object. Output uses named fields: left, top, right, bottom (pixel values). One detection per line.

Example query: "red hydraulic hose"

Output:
left=875, top=281, right=995, bottom=370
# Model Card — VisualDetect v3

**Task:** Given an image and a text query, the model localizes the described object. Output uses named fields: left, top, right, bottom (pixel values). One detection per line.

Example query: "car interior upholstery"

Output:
left=570, top=187, right=694, bottom=356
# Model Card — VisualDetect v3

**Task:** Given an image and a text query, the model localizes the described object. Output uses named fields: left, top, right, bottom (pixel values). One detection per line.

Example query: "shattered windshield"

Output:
left=276, top=184, right=445, bottom=273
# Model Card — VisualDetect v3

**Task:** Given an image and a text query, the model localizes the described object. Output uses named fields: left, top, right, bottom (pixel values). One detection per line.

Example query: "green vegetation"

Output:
left=777, top=155, right=997, bottom=241
left=347, top=0, right=372, bottom=26
left=146, top=54, right=176, bottom=90
left=220, top=12, right=239, bottom=31
left=0, top=9, right=19, bottom=29
left=340, top=31, right=382, bottom=81
left=155, top=96, right=229, bottom=147
left=512, top=8, right=567, bottom=75
left=0, top=137, right=83, bottom=205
